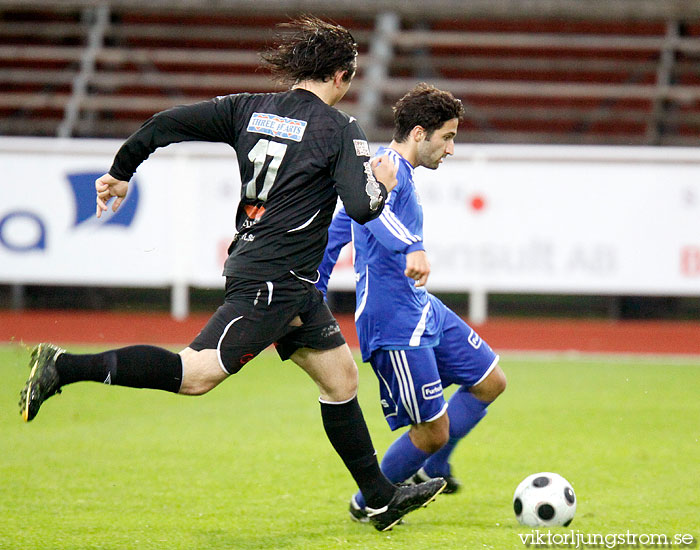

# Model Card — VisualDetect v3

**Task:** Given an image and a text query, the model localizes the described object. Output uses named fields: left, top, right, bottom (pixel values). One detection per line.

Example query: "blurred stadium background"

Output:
left=2, top=0, right=700, bottom=353
left=5, top=0, right=700, bottom=144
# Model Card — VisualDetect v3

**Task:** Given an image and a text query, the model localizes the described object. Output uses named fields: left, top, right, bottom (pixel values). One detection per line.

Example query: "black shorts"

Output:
left=189, top=274, right=346, bottom=374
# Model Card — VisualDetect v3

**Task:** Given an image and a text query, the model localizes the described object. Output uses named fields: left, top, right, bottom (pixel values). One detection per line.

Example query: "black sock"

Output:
left=320, top=397, right=396, bottom=509
left=55, top=345, right=183, bottom=393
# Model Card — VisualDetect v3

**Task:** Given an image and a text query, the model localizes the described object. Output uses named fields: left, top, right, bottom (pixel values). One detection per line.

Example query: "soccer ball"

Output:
left=513, top=472, right=576, bottom=527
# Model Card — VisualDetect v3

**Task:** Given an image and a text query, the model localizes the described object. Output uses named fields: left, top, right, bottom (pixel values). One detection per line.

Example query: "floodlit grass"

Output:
left=1, top=343, right=699, bottom=549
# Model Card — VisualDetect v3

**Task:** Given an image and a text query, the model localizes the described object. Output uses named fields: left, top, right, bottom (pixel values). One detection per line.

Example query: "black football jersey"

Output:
left=109, top=89, right=386, bottom=281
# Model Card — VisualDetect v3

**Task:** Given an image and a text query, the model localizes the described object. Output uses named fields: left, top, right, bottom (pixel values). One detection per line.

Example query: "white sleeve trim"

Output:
left=378, top=211, right=412, bottom=245
left=384, top=208, right=420, bottom=242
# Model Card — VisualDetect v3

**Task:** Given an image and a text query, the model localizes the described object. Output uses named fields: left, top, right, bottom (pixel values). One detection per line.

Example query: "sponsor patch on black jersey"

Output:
left=353, top=139, right=370, bottom=156
left=247, top=112, right=307, bottom=142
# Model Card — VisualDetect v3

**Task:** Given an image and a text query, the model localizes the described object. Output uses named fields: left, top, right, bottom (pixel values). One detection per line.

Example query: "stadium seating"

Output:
left=2, top=1, right=700, bottom=145
left=0, top=6, right=374, bottom=137
left=383, top=19, right=665, bottom=144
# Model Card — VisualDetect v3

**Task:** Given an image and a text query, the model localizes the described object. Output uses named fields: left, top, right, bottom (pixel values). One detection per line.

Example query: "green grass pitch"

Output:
left=1, top=344, right=698, bottom=549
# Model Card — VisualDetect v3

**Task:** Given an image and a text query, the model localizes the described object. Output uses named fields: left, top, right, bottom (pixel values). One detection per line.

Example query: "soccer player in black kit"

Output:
left=18, top=16, right=445, bottom=531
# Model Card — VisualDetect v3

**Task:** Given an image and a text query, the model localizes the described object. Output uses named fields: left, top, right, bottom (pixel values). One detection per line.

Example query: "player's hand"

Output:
left=371, top=154, right=399, bottom=193
left=95, top=173, right=129, bottom=218
left=405, top=250, right=430, bottom=287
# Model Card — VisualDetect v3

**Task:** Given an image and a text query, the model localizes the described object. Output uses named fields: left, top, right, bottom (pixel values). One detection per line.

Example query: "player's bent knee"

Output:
left=417, top=431, right=448, bottom=454
left=472, top=365, right=507, bottom=403
left=488, top=366, right=507, bottom=397
left=326, top=365, right=358, bottom=401
left=410, top=413, right=450, bottom=454
left=429, top=427, right=450, bottom=452
left=291, top=345, right=359, bottom=402
left=178, top=375, right=219, bottom=396
left=178, top=347, right=228, bottom=396
left=341, top=361, right=359, bottom=391
left=180, top=381, right=216, bottom=396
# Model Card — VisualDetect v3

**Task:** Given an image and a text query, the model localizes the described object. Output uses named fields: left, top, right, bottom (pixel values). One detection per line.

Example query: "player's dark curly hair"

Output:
left=261, top=16, right=358, bottom=84
left=392, top=83, right=465, bottom=142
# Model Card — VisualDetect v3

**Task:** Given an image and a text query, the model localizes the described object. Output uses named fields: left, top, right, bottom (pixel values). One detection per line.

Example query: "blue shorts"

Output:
left=369, top=308, right=499, bottom=431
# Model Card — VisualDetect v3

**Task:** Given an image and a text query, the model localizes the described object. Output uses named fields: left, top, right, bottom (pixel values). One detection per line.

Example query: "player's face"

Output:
left=415, top=118, right=458, bottom=170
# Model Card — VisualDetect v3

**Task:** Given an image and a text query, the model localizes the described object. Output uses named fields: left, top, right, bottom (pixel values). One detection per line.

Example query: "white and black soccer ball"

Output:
left=513, top=472, right=576, bottom=527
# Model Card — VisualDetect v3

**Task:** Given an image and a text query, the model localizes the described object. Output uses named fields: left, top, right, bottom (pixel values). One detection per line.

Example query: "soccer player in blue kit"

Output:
left=316, top=83, right=507, bottom=521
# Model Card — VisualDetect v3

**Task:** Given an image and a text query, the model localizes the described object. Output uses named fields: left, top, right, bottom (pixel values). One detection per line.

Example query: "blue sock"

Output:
left=422, top=387, right=488, bottom=478
left=354, top=430, right=430, bottom=509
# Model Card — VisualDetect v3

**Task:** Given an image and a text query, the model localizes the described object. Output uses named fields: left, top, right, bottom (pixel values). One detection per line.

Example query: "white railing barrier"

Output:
left=2, top=138, right=699, bottom=319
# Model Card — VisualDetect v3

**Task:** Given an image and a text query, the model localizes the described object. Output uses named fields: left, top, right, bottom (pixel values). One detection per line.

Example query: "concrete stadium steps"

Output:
left=2, top=5, right=700, bottom=144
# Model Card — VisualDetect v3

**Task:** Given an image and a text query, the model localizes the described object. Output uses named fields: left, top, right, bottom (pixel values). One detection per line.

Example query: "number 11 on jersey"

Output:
left=244, top=139, right=288, bottom=202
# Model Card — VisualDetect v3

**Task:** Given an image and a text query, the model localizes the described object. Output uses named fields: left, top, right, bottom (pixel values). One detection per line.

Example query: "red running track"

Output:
left=2, top=310, right=700, bottom=356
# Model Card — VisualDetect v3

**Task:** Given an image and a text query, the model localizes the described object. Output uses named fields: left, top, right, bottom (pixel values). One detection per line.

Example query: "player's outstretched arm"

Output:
left=95, top=173, right=129, bottom=218
left=108, top=98, right=235, bottom=185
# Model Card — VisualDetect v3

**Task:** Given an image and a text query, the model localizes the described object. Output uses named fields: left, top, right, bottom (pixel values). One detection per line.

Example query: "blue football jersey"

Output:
left=317, top=146, right=446, bottom=361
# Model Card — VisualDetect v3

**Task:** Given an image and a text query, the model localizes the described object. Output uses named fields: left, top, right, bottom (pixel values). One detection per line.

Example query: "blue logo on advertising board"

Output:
left=1, top=171, right=140, bottom=253
left=67, top=172, right=139, bottom=228
left=0, top=211, right=46, bottom=252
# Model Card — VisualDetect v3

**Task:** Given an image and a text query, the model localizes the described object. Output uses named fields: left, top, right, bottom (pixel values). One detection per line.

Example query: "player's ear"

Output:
left=334, top=69, right=349, bottom=87
left=410, top=125, right=426, bottom=142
